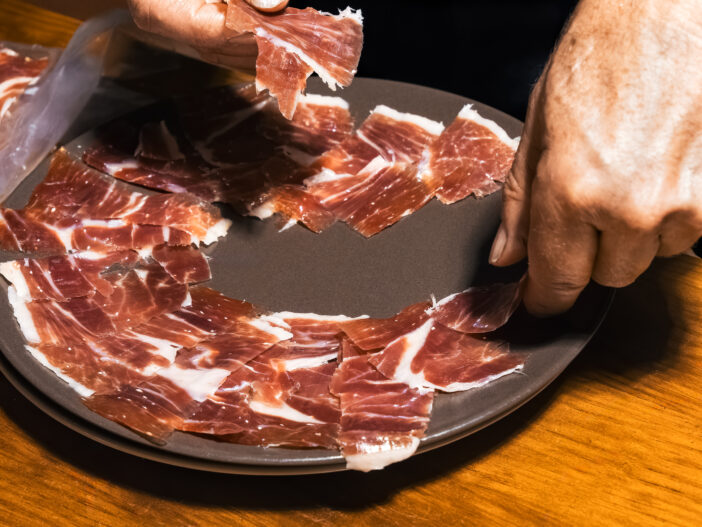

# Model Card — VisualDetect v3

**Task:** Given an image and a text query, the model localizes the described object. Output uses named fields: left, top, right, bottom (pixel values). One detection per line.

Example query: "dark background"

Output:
left=308, top=1, right=579, bottom=119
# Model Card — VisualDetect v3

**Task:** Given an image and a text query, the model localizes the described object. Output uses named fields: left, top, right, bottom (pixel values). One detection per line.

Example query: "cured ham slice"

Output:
left=421, top=104, right=519, bottom=203
left=0, top=209, right=194, bottom=254
left=0, top=46, right=49, bottom=121
left=182, top=359, right=340, bottom=448
left=260, top=312, right=357, bottom=367
left=8, top=264, right=188, bottom=346
left=174, top=286, right=258, bottom=334
left=306, top=157, right=431, bottom=237
left=26, top=150, right=230, bottom=244
left=330, top=354, right=433, bottom=471
left=339, top=300, right=432, bottom=351
left=312, top=105, right=444, bottom=177
left=225, top=2, right=363, bottom=119
left=259, top=94, right=354, bottom=160
left=83, top=120, right=223, bottom=203
left=0, top=250, right=138, bottom=301
left=249, top=185, right=335, bottom=233
left=85, top=365, right=230, bottom=443
left=369, top=320, right=524, bottom=393
left=428, top=281, right=523, bottom=334
left=150, top=244, right=211, bottom=284
left=174, top=317, right=292, bottom=371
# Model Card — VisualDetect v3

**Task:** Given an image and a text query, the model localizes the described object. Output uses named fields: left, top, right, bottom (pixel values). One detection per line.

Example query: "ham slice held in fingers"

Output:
left=225, top=1, right=363, bottom=119
left=421, top=104, right=519, bottom=203
left=369, top=320, right=525, bottom=393
left=428, top=280, right=524, bottom=334
left=330, top=353, right=434, bottom=471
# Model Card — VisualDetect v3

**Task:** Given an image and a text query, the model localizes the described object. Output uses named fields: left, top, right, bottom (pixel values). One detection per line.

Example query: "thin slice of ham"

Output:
left=339, top=300, right=432, bottom=351
left=369, top=320, right=525, bottom=393
left=226, top=1, right=363, bottom=119
left=421, top=104, right=519, bottom=203
left=26, top=149, right=230, bottom=244
left=0, top=46, right=49, bottom=122
left=330, top=354, right=433, bottom=471
left=0, top=250, right=138, bottom=301
left=428, top=280, right=523, bottom=334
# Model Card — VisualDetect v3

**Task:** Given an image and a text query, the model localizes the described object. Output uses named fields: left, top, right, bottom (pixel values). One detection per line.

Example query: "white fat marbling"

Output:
left=371, top=105, right=445, bottom=137
left=457, top=104, right=520, bottom=150
left=345, top=437, right=420, bottom=472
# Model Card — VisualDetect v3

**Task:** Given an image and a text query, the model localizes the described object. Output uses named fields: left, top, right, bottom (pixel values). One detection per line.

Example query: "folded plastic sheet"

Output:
left=0, top=10, right=131, bottom=203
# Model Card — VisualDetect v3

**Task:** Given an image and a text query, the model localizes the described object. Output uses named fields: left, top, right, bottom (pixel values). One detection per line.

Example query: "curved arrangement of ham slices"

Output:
left=83, top=85, right=519, bottom=237
left=2, top=48, right=524, bottom=470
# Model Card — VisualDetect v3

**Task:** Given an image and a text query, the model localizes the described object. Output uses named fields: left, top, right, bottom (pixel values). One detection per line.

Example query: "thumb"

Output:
left=490, top=79, right=545, bottom=267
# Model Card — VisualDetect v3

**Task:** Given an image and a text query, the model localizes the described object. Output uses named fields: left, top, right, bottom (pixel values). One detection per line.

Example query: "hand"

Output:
left=127, top=0, right=288, bottom=71
left=489, top=0, right=702, bottom=316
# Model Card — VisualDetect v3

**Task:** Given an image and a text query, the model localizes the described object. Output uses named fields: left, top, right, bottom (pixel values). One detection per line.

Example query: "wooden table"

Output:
left=1, top=1, right=700, bottom=525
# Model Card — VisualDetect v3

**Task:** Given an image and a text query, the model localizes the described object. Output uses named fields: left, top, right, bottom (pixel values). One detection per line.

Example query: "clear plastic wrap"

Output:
left=0, top=10, right=132, bottom=203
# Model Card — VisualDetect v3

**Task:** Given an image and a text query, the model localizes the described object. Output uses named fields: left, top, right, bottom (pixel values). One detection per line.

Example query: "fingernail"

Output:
left=490, top=224, right=507, bottom=264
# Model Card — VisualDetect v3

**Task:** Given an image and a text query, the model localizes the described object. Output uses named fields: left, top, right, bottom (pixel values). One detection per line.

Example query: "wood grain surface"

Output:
left=0, top=1, right=700, bottom=525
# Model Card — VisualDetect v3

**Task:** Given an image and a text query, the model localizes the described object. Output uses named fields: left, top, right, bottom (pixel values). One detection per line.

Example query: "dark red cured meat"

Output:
left=259, top=312, right=353, bottom=366
left=0, top=250, right=139, bottom=301
left=339, top=300, right=432, bottom=351
left=174, top=316, right=291, bottom=371
left=27, top=342, right=149, bottom=397
left=178, top=83, right=275, bottom=168
left=259, top=94, right=354, bottom=159
left=83, top=120, right=222, bottom=203
left=422, top=104, right=519, bottom=203
left=311, top=106, right=443, bottom=177
left=26, top=150, right=228, bottom=243
left=150, top=244, right=211, bottom=284
left=306, top=159, right=432, bottom=237
left=369, top=320, right=525, bottom=392
left=0, top=47, right=49, bottom=122
left=428, top=280, right=523, bottom=334
left=225, top=2, right=363, bottom=119
left=0, top=208, right=194, bottom=255
left=10, top=263, right=188, bottom=345
left=174, top=286, right=258, bottom=334
left=182, top=361, right=339, bottom=449
left=330, top=354, right=433, bottom=471
left=84, top=375, right=198, bottom=444
left=249, top=185, right=335, bottom=233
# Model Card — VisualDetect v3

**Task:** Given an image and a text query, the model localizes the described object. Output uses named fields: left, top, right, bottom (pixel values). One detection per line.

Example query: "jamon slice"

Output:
left=369, top=320, right=525, bottom=392
left=174, top=316, right=292, bottom=371
left=259, top=312, right=357, bottom=367
left=83, top=120, right=223, bottom=203
left=85, top=365, right=231, bottom=443
left=249, top=185, right=335, bottom=233
left=428, top=281, right=523, bottom=334
left=174, top=286, right=258, bottom=334
left=0, top=46, right=49, bottom=121
left=8, top=264, right=188, bottom=345
left=0, top=209, right=195, bottom=254
left=26, top=150, right=230, bottom=244
left=339, top=300, right=432, bottom=351
left=0, top=250, right=138, bottom=301
left=182, top=359, right=340, bottom=448
left=330, top=354, right=433, bottom=471
left=312, top=105, right=444, bottom=177
left=260, top=94, right=354, bottom=161
left=421, top=104, right=519, bottom=203
left=150, top=244, right=211, bottom=284
left=26, top=324, right=185, bottom=397
left=306, top=157, right=432, bottom=237
left=226, top=2, right=363, bottom=119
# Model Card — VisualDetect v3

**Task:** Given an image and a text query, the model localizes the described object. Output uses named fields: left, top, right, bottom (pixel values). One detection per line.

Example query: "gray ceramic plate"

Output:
left=0, top=78, right=613, bottom=475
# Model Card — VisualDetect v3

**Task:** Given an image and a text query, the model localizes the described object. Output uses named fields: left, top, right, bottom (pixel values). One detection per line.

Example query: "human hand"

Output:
left=489, top=0, right=702, bottom=316
left=127, top=0, right=288, bottom=71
